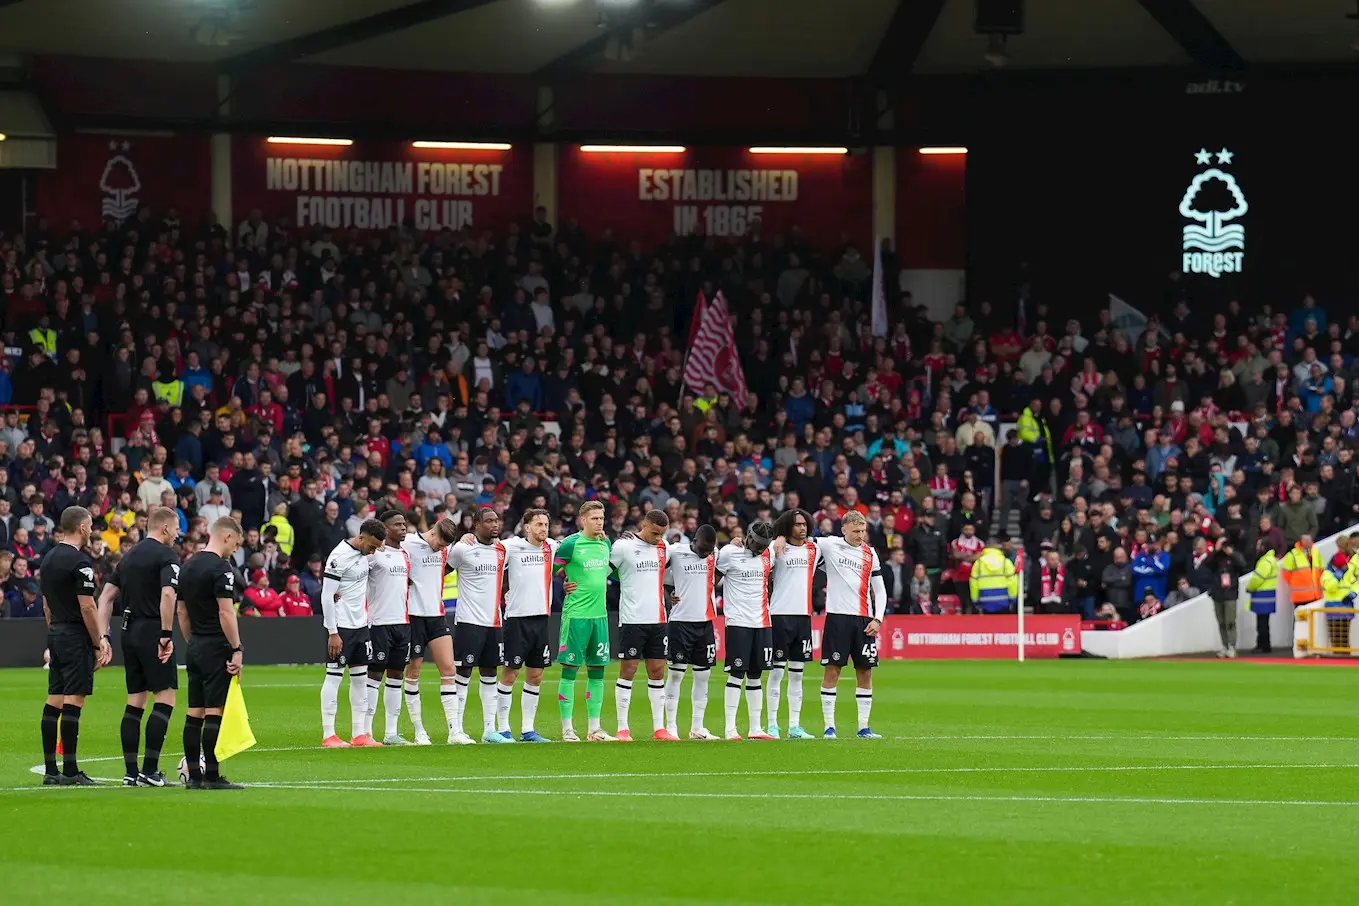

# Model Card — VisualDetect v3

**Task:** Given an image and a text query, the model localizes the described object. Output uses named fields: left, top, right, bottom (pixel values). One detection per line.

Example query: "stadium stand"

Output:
left=2, top=206, right=1357, bottom=656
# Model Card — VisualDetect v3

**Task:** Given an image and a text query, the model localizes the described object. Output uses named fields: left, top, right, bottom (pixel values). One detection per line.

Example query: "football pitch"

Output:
left=2, top=660, right=1357, bottom=905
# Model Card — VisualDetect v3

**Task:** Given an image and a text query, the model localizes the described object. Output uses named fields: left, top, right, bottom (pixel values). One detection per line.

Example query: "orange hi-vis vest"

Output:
left=1281, top=543, right=1324, bottom=604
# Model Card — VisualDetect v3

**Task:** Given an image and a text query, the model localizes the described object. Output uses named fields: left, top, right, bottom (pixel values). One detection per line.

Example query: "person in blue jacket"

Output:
left=1131, top=538, right=1171, bottom=603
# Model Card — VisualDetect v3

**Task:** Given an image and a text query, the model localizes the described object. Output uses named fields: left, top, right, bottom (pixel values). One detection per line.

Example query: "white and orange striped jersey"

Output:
left=321, top=539, right=371, bottom=632
left=401, top=533, right=449, bottom=618
left=716, top=543, right=772, bottom=628
left=503, top=536, right=559, bottom=618
left=611, top=536, right=668, bottom=625
left=445, top=538, right=507, bottom=627
left=771, top=540, right=820, bottom=616
left=366, top=544, right=410, bottom=626
left=816, top=536, right=885, bottom=620
left=666, top=542, right=716, bottom=622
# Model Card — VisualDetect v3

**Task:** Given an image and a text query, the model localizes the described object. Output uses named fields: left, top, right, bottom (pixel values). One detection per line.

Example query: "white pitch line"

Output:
left=243, top=783, right=1359, bottom=808
left=22, top=733, right=1359, bottom=775
left=251, top=762, right=1359, bottom=787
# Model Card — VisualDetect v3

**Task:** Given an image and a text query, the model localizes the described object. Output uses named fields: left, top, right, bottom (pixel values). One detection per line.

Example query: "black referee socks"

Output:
left=121, top=705, right=146, bottom=778
left=183, top=715, right=204, bottom=780
left=201, top=715, right=223, bottom=781
left=40, top=704, right=60, bottom=776
left=59, top=703, right=82, bottom=777
left=144, top=703, right=174, bottom=775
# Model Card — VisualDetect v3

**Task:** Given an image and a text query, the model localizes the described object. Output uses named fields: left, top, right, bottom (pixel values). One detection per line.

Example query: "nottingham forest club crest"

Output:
left=99, top=140, right=143, bottom=223
left=1180, top=147, right=1246, bottom=279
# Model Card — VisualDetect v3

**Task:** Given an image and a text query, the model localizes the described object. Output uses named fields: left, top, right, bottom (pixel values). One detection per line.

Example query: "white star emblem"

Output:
left=1194, top=149, right=1212, bottom=166
left=1216, top=147, right=1233, bottom=165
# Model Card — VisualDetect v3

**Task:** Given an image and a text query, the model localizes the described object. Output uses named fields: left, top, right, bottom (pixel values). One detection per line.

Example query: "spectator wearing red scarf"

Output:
left=1039, top=549, right=1066, bottom=614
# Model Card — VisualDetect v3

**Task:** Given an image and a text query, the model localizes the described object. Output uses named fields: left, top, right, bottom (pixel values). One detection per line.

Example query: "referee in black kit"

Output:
left=39, top=506, right=108, bottom=786
left=96, top=506, right=182, bottom=787
left=176, top=516, right=246, bottom=790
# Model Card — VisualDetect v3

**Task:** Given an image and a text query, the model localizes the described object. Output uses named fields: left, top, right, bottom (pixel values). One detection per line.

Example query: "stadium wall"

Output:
left=1079, top=522, right=1359, bottom=659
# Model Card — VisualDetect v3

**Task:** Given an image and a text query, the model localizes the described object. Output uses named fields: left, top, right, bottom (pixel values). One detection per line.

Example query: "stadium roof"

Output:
left=0, top=0, right=1355, bottom=78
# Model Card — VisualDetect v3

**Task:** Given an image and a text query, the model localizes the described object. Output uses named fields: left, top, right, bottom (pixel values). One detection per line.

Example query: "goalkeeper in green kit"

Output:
left=553, top=500, right=616, bottom=742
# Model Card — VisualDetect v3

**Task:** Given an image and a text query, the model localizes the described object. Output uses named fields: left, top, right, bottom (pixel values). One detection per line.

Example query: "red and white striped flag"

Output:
left=683, top=290, right=748, bottom=402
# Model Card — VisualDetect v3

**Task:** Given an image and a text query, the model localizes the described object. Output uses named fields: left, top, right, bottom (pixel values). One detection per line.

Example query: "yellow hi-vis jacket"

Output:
left=1016, top=406, right=1041, bottom=444
left=970, top=545, right=1019, bottom=614
left=1245, top=550, right=1278, bottom=614
left=264, top=514, right=295, bottom=557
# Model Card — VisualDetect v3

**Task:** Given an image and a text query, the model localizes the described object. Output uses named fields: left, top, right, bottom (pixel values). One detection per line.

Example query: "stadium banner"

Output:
left=231, top=137, right=532, bottom=234
left=34, top=132, right=212, bottom=227
left=710, top=614, right=1081, bottom=661
left=558, top=145, right=872, bottom=250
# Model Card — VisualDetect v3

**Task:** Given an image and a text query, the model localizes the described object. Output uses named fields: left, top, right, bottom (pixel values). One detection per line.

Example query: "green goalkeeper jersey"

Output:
left=554, top=532, right=611, bottom=618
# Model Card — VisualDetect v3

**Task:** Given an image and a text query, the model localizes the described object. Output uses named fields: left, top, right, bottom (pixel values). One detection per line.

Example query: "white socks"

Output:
left=745, top=679, right=763, bottom=736
left=439, top=676, right=458, bottom=734
left=615, top=678, right=633, bottom=733
left=348, top=670, right=368, bottom=738
left=479, top=676, right=498, bottom=734
left=321, top=665, right=343, bottom=738
left=452, top=674, right=471, bottom=736
left=647, top=680, right=666, bottom=732
left=856, top=689, right=873, bottom=731
left=820, top=685, right=837, bottom=732
left=787, top=664, right=805, bottom=728
left=724, top=680, right=742, bottom=736
left=691, top=667, right=710, bottom=732
left=663, top=667, right=685, bottom=733
left=520, top=683, right=540, bottom=734
left=365, top=676, right=381, bottom=736
left=382, top=679, right=402, bottom=738
left=404, top=679, right=425, bottom=737
left=495, top=682, right=514, bottom=733
left=766, top=664, right=785, bottom=728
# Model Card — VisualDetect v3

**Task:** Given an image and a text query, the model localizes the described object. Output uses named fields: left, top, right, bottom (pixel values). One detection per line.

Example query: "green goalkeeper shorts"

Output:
left=558, top=616, right=611, bottom=667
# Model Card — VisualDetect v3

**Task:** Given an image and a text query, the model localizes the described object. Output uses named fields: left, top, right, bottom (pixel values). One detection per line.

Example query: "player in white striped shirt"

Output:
left=364, top=510, right=414, bottom=746
left=767, top=509, right=819, bottom=740
left=662, top=524, right=720, bottom=740
left=714, top=521, right=778, bottom=741
left=400, top=518, right=460, bottom=746
left=815, top=511, right=886, bottom=739
left=609, top=510, right=679, bottom=742
left=497, top=508, right=558, bottom=743
left=319, top=519, right=386, bottom=748
left=444, top=509, right=509, bottom=745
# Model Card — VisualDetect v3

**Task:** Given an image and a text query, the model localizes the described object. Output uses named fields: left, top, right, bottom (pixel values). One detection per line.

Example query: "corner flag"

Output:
left=217, top=675, right=257, bottom=761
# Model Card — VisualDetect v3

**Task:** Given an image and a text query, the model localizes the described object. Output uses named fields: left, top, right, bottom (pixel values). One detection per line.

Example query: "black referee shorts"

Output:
left=186, top=635, right=232, bottom=710
left=123, top=618, right=179, bottom=695
left=47, top=624, right=95, bottom=697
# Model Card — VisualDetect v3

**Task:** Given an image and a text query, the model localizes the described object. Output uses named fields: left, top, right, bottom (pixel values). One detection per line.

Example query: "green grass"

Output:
left=2, top=660, right=1358, bottom=905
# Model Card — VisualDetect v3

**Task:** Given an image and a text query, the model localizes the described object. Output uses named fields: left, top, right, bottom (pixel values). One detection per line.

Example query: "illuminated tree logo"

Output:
left=1180, top=148, right=1246, bottom=278
left=99, top=140, right=142, bottom=222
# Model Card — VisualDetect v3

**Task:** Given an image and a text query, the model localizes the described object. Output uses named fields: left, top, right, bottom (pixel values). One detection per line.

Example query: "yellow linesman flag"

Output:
left=217, top=675, right=257, bottom=761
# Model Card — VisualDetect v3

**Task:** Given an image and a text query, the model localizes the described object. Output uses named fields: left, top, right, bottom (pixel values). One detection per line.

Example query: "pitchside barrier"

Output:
left=0, top=612, right=1084, bottom=668
left=1080, top=521, right=1359, bottom=659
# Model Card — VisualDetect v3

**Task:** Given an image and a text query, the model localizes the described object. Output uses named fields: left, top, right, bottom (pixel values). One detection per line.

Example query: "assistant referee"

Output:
left=96, top=506, right=182, bottom=787
left=39, top=506, right=107, bottom=786
left=177, top=516, right=246, bottom=790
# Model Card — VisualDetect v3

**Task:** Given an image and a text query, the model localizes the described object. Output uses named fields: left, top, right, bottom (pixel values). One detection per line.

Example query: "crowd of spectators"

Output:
left=2, top=202, right=1357, bottom=630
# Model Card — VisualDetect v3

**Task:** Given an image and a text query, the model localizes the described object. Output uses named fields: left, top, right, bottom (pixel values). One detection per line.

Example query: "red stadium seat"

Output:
left=936, top=594, right=961, bottom=615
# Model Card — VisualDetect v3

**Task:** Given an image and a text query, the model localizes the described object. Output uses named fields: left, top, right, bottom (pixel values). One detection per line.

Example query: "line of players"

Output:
left=317, top=505, right=887, bottom=745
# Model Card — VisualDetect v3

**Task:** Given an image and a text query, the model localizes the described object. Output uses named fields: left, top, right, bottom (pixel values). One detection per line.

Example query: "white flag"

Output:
left=1108, top=294, right=1166, bottom=348
left=871, top=237, right=887, bottom=338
